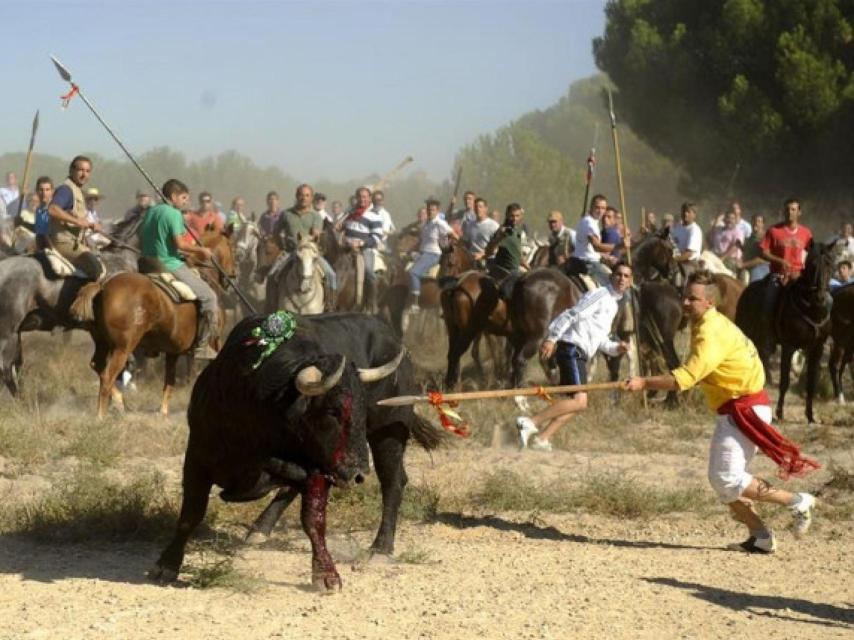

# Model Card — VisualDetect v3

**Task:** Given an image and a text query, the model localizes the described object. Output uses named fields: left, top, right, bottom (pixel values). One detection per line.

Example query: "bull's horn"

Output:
left=295, top=357, right=347, bottom=396
left=358, top=348, right=405, bottom=383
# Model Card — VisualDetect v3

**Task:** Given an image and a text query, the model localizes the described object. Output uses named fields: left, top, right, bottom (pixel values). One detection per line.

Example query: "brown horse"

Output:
left=72, top=231, right=236, bottom=418
left=828, top=284, right=854, bottom=404
left=631, top=229, right=744, bottom=320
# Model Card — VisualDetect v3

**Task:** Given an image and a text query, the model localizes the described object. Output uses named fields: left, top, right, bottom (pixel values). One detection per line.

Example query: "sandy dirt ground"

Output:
left=0, top=330, right=851, bottom=639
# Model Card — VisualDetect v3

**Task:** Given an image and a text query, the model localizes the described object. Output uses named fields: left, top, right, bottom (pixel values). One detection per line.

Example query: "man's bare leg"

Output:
left=528, top=393, right=588, bottom=442
left=740, top=477, right=797, bottom=507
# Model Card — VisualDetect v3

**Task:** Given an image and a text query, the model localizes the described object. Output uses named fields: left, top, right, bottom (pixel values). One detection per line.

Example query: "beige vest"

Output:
left=48, top=178, right=88, bottom=256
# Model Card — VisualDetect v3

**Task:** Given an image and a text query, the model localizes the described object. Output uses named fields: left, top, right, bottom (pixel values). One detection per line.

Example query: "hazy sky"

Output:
left=3, top=0, right=607, bottom=182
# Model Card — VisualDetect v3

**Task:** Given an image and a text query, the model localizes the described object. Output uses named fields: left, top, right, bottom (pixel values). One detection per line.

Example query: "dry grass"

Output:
left=464, top=470, right=714, bottom=519
left=0, top=466, right=178, bottom=542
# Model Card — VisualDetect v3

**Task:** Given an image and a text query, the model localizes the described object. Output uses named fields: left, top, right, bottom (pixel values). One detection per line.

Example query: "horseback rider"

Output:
left=371, top=190, right=395, bottom=240
left=463, top=197, right=499, bottom=267
left=258, top=191, right=282, bottom=238
left=759, top=198, right=812, bottom=282
left=625, top=270, right=818, bottom=554
left=272, top=183, right=337, bottom=307
left=485, top=203, right=529, bottom=298
left=546, top=210, right=575, bottom=267
left=407, top=197, right=460, bottom=314
left=671, top=201, right=703, bottom=264
left=573, top=194, right=617, bottom=286
left=46, top=155, right=105, bottom=281
left=138, top=178, right=220, bottom=358
left=33, top=177, right=53, bottom=251
left=339, top=186, right=384, bottom=313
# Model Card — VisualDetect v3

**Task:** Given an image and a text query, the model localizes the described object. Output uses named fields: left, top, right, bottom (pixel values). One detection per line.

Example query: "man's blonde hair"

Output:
left=687, top=270, right=721, bottom=306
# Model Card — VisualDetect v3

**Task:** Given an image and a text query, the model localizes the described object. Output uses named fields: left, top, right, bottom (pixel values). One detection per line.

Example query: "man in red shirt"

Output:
left=759, top=198, right=812, bottom=280
left=184, top=191, right=223, bottom=238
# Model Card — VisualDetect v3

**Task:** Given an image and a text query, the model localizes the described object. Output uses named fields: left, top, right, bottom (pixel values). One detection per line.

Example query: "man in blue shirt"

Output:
left=33, top=176, right=53, bottom=250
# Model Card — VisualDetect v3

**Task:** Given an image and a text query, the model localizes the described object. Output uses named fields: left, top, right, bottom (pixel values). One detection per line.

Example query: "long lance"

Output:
left=608, top=89, right=646, bottom=407
left=15, top=110, right=40, bottom=222
left=378, top=381, right=625, bottom=407
left=50, top=55, right=257, bottom=314
left=446, top=165, right=463, bottom=216
left=580, top=123, right=599, bottom=219
left=371, top=155, right=414, bottom=192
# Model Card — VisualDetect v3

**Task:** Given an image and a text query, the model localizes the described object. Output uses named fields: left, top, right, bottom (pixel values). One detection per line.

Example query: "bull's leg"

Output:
left=776, top=344, right=794, bottom=422
left=98, top=348, right=129, bottom=419
left=151, top=455, right=212, bottom=583
left=368, top=424, right=408, bottom=555
left=804, top=340, right=825, bottom=424
left=300, top=473, right=340, bottom=590
left=829, top=342, right=844, bottom=404
left=160, top=354, right=178, bottom=416
left=246, top=486, right=300, bottom=545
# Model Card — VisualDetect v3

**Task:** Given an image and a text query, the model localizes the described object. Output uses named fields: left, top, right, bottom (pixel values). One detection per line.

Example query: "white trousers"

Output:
left=707, top=405, right=771, bottom=503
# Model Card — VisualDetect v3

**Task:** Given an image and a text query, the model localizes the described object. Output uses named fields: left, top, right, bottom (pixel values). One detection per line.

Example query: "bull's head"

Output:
left=294, top=356, right=370, bottom=487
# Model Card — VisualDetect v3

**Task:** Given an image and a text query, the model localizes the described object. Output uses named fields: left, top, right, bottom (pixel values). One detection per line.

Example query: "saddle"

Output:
left=146, top=272, right=198, bottom=304
left=39, top=248, right=100, bottom=280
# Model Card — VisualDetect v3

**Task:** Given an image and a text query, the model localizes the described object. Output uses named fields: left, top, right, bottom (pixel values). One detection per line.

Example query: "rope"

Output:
left=427, top=392, right=470, bottom=437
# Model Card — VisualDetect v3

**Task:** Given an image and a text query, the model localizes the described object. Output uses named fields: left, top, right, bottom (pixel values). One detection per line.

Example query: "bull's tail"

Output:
left=409, top=411, right=448, bottom=450
left=70, top=282, right=103, bottom=322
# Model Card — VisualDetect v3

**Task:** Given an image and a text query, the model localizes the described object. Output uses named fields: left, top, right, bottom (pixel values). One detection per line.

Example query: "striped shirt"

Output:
left=344, top=208, right=383, bottom=249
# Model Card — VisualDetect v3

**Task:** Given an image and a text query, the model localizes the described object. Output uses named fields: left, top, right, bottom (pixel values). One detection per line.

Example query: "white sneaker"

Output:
left=529, top=436, right=553, bottom=452
left=791, top=493, right=816, bottom=538
left=727, top=531, right=777, bottom=554
left=515, top=416, right=538, bottom=449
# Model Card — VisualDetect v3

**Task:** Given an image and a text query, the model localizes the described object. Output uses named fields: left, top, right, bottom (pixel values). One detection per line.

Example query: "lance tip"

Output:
left=50, top=55, right=72, bottom=82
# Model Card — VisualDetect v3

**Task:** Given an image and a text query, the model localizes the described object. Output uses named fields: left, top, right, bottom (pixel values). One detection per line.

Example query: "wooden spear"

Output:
left=15, top=110, right=40, bottom=222
left=377, top=381, right=625, bottom=406
left=371, top=155, right=414, bottom=192
left=608, top=89, right=646, bottom=407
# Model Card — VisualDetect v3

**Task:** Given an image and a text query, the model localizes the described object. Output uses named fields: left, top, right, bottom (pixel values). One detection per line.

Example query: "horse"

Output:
left=735, top=243, right=835, bottom=423
left=265, top=236, right=325, bottom=315
left=827, top=283, right=854, bottom=404
left=0, top=243, right=137, bottom=395
left=232, top=219, right=265, bottom=312
left=631, top=228, right=744, bottom=320
left=70, top=231, right=236, bottom=418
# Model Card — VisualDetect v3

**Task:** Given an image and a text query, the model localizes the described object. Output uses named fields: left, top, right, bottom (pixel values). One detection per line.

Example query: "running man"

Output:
left=516, top=262, right=632, bottom=451
left=624, top=270, right=818, bottom=553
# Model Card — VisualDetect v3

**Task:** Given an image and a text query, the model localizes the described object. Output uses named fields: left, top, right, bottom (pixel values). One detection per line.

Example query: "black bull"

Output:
left=152, top=313, right=444, bottom=589
left=245, top=313, right=446, bottom=551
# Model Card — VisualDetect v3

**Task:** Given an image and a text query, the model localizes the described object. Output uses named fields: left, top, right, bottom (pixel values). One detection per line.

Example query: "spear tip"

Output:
left=50, top=55, right=72, bottom=82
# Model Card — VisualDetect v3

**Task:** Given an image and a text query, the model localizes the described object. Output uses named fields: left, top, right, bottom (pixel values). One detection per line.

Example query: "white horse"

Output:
left=232, top=220, right=265, bottom=312
left=271, top=235, right=325, bottom=315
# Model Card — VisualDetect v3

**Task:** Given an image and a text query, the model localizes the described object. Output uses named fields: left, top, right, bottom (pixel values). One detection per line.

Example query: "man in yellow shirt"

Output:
left=624, top=271, right=819, bottom=554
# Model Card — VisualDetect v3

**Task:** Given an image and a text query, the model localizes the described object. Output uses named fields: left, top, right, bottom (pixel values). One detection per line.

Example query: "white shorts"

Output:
left=707, top=405, right=771, bottom=503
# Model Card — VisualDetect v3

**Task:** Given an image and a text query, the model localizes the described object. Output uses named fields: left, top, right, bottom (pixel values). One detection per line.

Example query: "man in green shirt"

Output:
left=485, top=203, right=528, bottom=298
left=139, top=178, right=220, bottom=356
left=271, top=183, right=337, bottom=303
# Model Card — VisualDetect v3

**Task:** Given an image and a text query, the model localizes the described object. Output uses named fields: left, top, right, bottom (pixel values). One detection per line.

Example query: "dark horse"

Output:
left=0, top=244, right=137, bottom=395
left=735, top=243, right=835, bottom=423
left=828, top=283, right=854, bottom=404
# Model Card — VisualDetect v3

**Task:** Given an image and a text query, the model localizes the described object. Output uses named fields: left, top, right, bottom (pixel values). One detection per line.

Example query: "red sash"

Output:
left=717, top=390, right=820, bottom=479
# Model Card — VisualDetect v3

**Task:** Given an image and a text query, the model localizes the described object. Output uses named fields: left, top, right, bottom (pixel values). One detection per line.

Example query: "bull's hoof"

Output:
left=312, top=570, right=342, bottom=592
left=245, top=530, right=269, bottom=546
left=147, top=563, right=179, bottom=584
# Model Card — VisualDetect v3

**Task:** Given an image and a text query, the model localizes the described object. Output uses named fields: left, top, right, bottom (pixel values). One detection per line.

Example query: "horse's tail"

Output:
left=70, top=282, right=103, bottom=322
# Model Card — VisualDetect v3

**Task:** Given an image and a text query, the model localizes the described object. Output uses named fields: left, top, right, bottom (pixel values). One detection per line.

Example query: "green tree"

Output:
left=594, top=0, right=854, bottom=207
left=454, top=74, right=681, bottom=234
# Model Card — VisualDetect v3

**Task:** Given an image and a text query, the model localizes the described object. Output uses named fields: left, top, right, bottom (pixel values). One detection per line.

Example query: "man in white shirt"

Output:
left=829, top=221, right=854, bottom=264
left=463, top=197, right=499, bottom=264
left=574, top=194, right=620, bottom=285
left=0, top=172, right=19, bottom=221
left=84, top=187, right=111, bottom=249
left=313, top=192, right=332, bottom=224
left=671, top=202, right=703, bottom=263
left=516, top=263, right=632, bottom=451
left=547, top=210, right=575, bottom=266
left=731, top=201, right=752, bottom=240
left=371, top=190, right=395, bottom=239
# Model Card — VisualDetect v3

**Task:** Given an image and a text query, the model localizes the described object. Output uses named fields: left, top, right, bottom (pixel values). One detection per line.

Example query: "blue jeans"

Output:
left=409, top=252, right=441, bottom=294
left=318, top=256, right=337, bottom=291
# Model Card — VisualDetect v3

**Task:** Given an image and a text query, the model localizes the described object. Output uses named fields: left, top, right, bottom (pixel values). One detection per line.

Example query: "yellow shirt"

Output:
left=671, top=308, right=765, bottom=410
